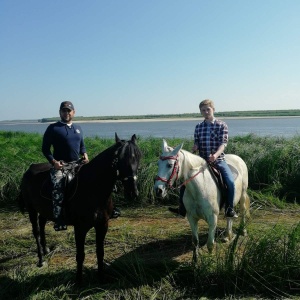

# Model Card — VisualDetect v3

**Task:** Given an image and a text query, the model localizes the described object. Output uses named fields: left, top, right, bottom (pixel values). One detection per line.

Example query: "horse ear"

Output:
left=131, top=134, right=137, bottom=144
left=162, top=139, right=168, bottom=152
left=172, top=143, right=183, bottom=155
left=115, top=132, right=121, bottom=143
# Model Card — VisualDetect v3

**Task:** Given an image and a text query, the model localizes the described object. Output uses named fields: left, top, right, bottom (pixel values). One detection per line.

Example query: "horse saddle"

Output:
left=208, top=163, right=239, bottom=192
left=29, top=162, right=78, bottom=201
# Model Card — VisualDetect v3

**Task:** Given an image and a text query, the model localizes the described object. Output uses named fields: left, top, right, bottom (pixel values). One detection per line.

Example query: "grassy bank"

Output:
left=1, top=131, right=300, bottom=207
left=0, top=131, right=300, bottom=298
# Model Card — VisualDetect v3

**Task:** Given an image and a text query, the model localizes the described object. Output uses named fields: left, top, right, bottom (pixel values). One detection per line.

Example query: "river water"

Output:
left=0, top=117, right=299, bottom=139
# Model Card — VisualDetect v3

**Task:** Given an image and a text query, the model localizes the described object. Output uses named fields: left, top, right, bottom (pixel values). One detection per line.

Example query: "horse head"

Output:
left=114, top=133, right=142, bottom=200
left=154, top=139, right=183, bottom=198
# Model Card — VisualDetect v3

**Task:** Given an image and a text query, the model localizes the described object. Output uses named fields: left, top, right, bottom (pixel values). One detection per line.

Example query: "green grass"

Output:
left=0, top=207, right=299, bottom=299
left=0, top=131, right=300, bottom=298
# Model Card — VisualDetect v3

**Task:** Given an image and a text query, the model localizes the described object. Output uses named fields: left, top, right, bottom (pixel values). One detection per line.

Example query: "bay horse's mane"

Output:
left=88, top=137, right=142, bottom=166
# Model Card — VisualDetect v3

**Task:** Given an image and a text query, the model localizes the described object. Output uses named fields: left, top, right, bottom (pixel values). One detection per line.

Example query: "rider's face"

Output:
left=200, top=105, right=215, bottom=121
left=60, top=108, right=75, bottom=123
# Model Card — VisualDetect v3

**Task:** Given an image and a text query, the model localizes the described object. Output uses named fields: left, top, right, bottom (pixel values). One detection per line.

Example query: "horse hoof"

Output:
left=37, top=261, right=45, bottom=267
left=222, top=237, right=230, bottom=243
left=43, top=247, right=50, bottom=255
left=222, top=233, right=236, bottom=243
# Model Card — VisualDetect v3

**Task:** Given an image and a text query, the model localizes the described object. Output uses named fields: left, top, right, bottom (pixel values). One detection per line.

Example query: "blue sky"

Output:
left=1, top=0, right=299, bottom=121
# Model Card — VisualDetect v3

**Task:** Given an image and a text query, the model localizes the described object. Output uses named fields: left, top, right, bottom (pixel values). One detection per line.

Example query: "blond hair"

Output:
left=199, top=99, right=215, bottom=110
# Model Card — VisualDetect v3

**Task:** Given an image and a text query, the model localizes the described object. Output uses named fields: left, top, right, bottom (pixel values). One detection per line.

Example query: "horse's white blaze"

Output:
left=154, top=139, right=250, bottom=261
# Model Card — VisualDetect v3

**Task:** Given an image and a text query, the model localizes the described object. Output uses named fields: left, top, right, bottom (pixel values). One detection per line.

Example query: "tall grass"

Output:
left=1, top=131, right=300, bottom=207
left=228, top=134, right=300, bottom=203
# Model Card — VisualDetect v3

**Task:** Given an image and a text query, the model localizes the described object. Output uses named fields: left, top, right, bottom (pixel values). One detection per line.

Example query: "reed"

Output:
left=1, top=131, right=300, bottom=207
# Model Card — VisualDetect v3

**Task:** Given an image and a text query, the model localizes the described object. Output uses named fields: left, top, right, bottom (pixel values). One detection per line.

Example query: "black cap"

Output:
left=60, top=101, right=75, bottom=111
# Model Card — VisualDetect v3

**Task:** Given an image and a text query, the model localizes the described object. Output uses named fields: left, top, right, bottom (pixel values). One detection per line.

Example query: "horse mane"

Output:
left=118, top=139, right=142, bottom=163
left=179, top=149, right=206, bottom=179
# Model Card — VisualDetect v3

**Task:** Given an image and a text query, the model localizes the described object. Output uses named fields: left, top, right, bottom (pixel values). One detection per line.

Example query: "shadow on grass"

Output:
left=0, top=233, right=209, bottom=299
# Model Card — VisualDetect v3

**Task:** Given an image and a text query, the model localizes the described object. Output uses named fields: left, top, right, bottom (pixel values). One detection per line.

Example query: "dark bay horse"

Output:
left=18, top=133, right=141, bottom=283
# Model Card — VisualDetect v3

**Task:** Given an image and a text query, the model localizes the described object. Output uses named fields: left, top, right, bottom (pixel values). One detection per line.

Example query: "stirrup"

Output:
left=54, top=223, right=67, bottom=231
left=110, top=207, right=121, bottom=219
left=225, top=208, right=238, bottom=218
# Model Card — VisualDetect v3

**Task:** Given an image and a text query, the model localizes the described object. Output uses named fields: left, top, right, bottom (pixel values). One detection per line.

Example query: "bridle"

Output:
left=155, top=152, right=203, bottom=190
left=112, top=142, right=138, bottom=182
left=155, top=154, right=180, bottom=189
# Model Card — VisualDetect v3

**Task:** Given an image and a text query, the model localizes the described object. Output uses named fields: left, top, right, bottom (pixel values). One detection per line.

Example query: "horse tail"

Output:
left=244, top=192, right=251, bottom=218
left=240, top=190, right=251, bottom=219
left=17, top=190, right=26, bottom=214
left=17, top=175, right=27, bottom=214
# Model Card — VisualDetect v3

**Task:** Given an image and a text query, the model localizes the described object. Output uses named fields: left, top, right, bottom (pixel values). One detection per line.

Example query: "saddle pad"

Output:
left=228, top=164, right=239, bottom=181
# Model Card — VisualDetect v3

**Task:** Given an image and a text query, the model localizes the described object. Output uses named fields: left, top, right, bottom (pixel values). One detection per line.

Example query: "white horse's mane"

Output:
left=179, top=149, right=206, bottom=179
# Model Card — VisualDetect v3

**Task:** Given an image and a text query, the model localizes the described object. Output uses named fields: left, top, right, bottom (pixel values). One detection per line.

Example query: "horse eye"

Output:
left=167, top=163, right=173, bottom=168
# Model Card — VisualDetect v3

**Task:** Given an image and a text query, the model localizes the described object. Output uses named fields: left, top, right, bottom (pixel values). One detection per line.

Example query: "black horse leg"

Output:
left=95, top=221, right=108, bottom=276
left=29, top=210, right=44, bottom=267
left=74, top=225, right=87, bottom=283
left=38, top=215, right=50, bottom=255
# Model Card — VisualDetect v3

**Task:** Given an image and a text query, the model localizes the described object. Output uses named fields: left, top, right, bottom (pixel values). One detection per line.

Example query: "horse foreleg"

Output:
left=187, top=215, right=199, bottom=263
left=95, top=220, right=109, bottom=277
left=74, top=225, right=88, bottom=284
left=29, top=211, right=44, bottom=267
left=207, top=214, right=217, bottom=253
left=39, top=215, right=50, bottom=255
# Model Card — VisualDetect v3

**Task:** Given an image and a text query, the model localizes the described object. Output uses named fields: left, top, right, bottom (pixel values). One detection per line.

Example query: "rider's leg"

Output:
left=215, top=160, right=237, bottom=218
left=50, top=168, right=67, bottom=231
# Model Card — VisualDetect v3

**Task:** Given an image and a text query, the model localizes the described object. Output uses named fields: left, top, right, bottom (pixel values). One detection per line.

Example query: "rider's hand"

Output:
left=208, top=154, right=217, bottom=163
left=52, top=160, right=64, bottom=170
left=82, top=153, right=89, bottom=164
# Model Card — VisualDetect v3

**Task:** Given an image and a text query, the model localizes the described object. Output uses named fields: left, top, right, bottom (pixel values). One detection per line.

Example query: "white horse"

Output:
left=154, top=139, right=250, bottom=262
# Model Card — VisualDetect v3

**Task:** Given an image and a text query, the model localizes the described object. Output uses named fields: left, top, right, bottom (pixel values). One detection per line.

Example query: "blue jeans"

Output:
left=214, top=159, right=235, bottom=210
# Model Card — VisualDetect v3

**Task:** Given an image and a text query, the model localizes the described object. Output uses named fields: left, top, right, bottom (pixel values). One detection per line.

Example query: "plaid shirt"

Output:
left=194, top=118, right=228, bottom=160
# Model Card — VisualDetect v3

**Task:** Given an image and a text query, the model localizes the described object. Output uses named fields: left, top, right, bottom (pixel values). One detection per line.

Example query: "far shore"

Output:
left=1, top=115, right=300, bottom=125
left=74, top=115, right=300, bottom=124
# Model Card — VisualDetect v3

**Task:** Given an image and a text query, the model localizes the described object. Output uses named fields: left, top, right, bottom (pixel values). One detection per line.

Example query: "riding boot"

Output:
left=168, top=185, right=186, bottom=217
left=110, top=206, right=121, bottom=219
left=225, top=193, right=238, bottom=218
left=53, top=205, right=67, bottom=231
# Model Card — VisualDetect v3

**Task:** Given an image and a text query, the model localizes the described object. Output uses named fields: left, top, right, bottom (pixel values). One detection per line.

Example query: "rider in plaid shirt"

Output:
left=194, top=118, right=228, bottom=161
left=169, top=99, right=237, bottom=218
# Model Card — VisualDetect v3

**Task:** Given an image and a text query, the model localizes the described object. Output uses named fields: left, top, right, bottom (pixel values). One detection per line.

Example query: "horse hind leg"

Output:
left=39, top=215, right=50, bottom=255
left=224, top=191, right=250, bottom=241
left=95, top=219, right=109, bottom=277
left=74, top=225, right=88, bottom=284
left=29, top=211, right=45, bottom=267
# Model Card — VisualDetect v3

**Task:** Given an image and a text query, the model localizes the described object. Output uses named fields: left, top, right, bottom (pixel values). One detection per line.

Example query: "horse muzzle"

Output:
left=154, top=183, right=168, bottom=199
